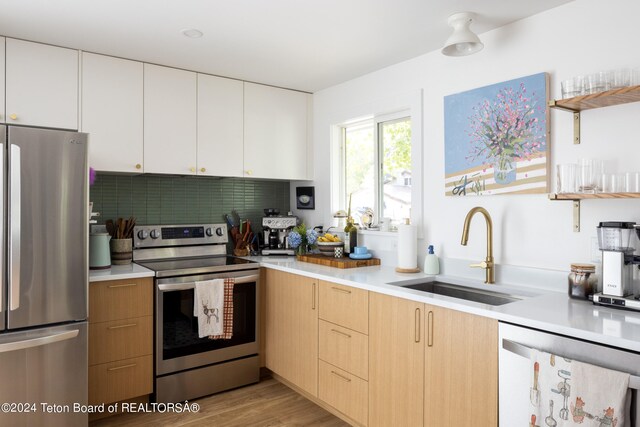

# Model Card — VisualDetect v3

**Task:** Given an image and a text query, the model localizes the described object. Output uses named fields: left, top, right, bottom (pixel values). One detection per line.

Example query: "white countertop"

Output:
left=248, top=256, right=640, bottom=353
left=89, top=263, right=155, bottom=282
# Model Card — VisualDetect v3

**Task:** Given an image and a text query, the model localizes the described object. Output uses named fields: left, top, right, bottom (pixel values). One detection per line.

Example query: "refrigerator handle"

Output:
left=0, top=329, right=78, bottom=353
left=0, top=143, right=2, bottom=314
left=9, top=144, right=20, bottom=311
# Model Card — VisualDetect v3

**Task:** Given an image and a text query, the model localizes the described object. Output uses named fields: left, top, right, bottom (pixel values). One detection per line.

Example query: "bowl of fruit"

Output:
left=316, top=233, right=344, bottom=256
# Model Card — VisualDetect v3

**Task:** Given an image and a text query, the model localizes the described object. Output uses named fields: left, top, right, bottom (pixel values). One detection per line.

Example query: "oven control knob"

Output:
left=215, top=227, right=224, bottom=237
left=150, top=229, right=160, bottom=239
left=137, top=230, right=148, bottom=240
left=205, top=227, right=213, bottom=237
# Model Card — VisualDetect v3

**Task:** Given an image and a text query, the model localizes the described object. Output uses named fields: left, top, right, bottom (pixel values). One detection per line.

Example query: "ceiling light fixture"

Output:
left=181, top=28, right=203, bottom=39
left=441, top=12, right=483, bottom=57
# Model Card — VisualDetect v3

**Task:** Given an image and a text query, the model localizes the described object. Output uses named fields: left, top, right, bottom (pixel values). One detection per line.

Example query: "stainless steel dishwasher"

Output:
left=499, top=322, right=640, bottom=426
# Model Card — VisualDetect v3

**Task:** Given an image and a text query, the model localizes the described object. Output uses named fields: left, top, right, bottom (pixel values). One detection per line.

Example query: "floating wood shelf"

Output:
left=549, top=85, right=640, bottom=112
left=548, top=193, right=640, bottom=232
left=549, top=192, right=640, bottom=200
left=549, top=85, right=640, bottom=144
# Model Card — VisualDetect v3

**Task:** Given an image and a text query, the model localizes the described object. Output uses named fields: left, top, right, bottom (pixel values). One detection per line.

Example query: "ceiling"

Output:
left=0, top=0, right=573, bottom=92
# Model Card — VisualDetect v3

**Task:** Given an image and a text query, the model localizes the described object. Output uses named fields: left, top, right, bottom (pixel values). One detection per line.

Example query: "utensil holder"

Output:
left=110, top=238, right=132, bottom=265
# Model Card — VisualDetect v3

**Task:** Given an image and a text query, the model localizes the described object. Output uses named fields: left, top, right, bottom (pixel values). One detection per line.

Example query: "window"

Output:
left=341, top=113, right=412, bottom=229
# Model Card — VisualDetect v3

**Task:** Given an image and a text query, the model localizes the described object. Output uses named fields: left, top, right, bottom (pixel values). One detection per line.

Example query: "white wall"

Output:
left=293, top=0, right=640, bottom=286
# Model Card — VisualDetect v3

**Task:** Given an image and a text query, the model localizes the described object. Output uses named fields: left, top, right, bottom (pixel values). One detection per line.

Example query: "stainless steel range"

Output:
left=133, top=223, right=260, bottom=403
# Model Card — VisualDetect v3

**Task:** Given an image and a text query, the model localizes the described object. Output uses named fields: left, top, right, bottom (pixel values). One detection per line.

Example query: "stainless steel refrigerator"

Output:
left=0, top=126, right=88, bottom=427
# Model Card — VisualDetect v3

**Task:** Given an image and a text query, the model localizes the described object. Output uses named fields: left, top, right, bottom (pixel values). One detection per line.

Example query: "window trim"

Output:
left=330, top=89, right=423, bottom=237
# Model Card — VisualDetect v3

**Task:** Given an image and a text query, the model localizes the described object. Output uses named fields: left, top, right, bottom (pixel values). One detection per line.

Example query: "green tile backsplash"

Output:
left=90, top=173, right=291, bottom=233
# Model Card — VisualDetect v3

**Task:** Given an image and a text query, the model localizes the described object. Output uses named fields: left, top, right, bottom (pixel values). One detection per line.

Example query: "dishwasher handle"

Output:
left=502, top=338, right=640, bottom=391
left=158, top=274, right=259, bottom=291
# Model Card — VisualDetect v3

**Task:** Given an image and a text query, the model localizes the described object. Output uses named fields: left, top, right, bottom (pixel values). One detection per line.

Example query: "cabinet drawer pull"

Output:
left=107, top=323, right=137, bottom=330
left=330, top=328, right=351, bottom=338
left=107, top=363, right=137, bottom=372
left=415, top=308, right=421, bottom=343
left=331, top=370, right=352, bottom=383
left=331, top=286, right=351, bottom=294
left=312, top=283, right=316, bottom=310
left=107, top=283, right=138, bottom=289
left=427, top=310, right=434, bottom=347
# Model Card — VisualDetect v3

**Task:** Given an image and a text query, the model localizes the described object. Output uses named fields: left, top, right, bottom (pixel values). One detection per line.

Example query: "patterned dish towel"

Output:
left=208, top=278, right=234, bottom=340
left=193, top=279, right=225, bottom=338
left=529, top=349, right=630, bottom=427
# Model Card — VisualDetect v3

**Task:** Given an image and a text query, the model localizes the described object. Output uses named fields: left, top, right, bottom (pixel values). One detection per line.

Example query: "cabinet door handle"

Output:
left=330, top=328, right=351, bottom=338
left=427, top=310, right=434, bottom=347
left=200, top=167, right=206, bottom=173
left=245, top=170, right=253, bottom=176
left=107, top=363, right=137, bottom=372
left=189, top=167, right=196, bottom=173
left=312, top=283, right=316, bottom=310
left=9, top=114, right=17, bottom=121
left=331, top=286, right=351, bottom=294
left=107, top=283, right=138, bottom=289
left=135, top=163, right=142, bottom=170
left=331, top=370, right=351, bottom=383
left=107, top=323, right=137, bottom=330
left=415, top=308, right=421, bottom=343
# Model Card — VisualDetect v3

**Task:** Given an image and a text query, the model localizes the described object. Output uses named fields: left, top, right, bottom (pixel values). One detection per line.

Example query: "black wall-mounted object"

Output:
left=296, top=186, right=315, bottom=210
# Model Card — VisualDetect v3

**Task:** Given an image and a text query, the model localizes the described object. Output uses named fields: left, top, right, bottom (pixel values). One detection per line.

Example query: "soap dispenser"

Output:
left=423, top=245, right=440, bottom=275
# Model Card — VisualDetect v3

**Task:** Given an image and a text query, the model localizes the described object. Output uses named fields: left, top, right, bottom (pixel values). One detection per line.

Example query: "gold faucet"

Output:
left=460, top=207, right=495, bottom=284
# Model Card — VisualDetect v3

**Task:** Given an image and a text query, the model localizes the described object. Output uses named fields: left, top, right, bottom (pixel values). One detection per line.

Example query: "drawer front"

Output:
left=89, top=278, right=153, bottom=323
left=89, top=355, right=153, bottom=405
left=318, top=360, right=368, bottom=426
left=319, top=281, right=368, bottom=334
left=89, top=316, right=153, bottom=365
left=319, top=320, right=368, bottom=380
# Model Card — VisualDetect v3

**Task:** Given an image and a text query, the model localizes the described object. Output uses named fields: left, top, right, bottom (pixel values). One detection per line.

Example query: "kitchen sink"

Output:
left=390, top=280, right=522, bottom=306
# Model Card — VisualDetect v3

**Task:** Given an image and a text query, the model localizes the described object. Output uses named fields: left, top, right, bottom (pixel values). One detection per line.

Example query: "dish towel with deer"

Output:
left=194, top=279, right=224, bottom=338
left=528, top=348, right=630, bottom=427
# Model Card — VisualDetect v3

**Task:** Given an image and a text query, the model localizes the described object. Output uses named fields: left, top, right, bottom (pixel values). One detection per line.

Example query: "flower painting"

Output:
left=444, top=73, right=549, bottom=196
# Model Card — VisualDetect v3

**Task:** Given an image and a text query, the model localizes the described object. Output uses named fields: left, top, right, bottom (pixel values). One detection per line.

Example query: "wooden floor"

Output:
left=90, top=378, right=349, bottom=427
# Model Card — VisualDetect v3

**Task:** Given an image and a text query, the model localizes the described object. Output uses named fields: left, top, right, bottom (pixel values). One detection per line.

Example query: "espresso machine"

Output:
left=592, top=222, right=640, bottom=310
left=261, top=214, right=298, bottom=256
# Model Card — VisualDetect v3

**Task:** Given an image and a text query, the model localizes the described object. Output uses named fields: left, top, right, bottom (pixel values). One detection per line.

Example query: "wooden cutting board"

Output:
left=296, top=253, right=381, bottom=269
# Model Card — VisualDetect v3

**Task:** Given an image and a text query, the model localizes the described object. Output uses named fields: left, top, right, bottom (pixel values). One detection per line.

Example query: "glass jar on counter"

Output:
left=568, top=263, right=597, bottom=300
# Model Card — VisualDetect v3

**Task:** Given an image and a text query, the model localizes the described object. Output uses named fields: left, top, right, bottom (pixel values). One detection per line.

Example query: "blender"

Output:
left=592, top=222, right=640, bottom=310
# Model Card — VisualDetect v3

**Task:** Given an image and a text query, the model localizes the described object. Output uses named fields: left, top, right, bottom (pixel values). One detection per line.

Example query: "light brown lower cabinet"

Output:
left=88, top=355, right=153, bottom=405
left=88, top=277, right=153, bottom=406
left=369, top=292, right=424, bottom=427
left=264, top=269, right=319, bottom=396
left=318, top=360, right=368, bottom=426
left=424, top=304, right=498, bottom=427
left=368, top=293, right=499, bottom=427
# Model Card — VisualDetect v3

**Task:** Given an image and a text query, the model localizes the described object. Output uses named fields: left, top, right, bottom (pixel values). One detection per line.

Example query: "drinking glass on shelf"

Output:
left=578, top=159, right=602, bottom=193
left=603, top=173, right=625, bottom=193
left=625, top=172, right=640, bottom=193
left=612, top=69, right=632, bottom=89
left=557, top=164, right=577, bottom=194
left=586, top=71, right=611, bottom=94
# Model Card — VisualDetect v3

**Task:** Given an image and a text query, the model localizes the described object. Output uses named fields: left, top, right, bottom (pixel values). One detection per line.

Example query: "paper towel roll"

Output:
left=397, top=222, right=417, bottom=269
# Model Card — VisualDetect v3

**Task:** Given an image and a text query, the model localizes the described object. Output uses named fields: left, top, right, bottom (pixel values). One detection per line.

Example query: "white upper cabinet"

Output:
left=6, top=38, right=79, bottom=130
left=244, top=82, right=310, bottom=180
left=144, top=64, right=197, bottom=175
left=81, top=53, right=144, bottom=173
left=197, top=74, right=244, bottom=177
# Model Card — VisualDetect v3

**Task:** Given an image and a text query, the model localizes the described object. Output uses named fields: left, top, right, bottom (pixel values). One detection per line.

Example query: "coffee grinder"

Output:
left=261, top=213, right=298, bottom=256
left=592, top=222, right=640, bottom=310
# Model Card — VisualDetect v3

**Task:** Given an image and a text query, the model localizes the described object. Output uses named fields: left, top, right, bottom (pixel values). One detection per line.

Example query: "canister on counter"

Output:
left=568, top=263, right=597, bottom=299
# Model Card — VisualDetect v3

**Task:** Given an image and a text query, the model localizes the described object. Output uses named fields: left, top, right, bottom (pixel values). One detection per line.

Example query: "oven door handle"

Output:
left=157, top=274, right=259, bottom=291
